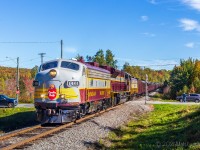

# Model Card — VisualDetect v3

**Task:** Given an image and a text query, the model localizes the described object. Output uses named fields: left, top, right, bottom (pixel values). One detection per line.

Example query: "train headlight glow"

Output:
left=60, top=94, right=65, bottom=99
left=40, top=94, right=45, bottom=98
left=49, top=69, right=57, bottom=78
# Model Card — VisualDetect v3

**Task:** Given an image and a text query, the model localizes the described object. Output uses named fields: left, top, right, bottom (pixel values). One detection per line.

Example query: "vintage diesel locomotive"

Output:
left=33, top=58, right=160, bottom=124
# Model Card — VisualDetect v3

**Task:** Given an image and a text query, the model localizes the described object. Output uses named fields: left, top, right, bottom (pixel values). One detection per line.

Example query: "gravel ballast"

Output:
left=25, top=99, right=153, bottom=150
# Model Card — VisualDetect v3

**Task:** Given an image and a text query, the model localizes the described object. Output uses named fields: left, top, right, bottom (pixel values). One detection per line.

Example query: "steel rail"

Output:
left=1, top=104, right=122, bottom=150
left=0, top=125, right=41, bottom=141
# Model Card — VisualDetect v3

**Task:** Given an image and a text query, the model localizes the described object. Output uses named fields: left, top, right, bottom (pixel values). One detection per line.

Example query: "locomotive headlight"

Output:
left=60, top=94, right=65, bottom=99
left=49, top=69, right=57, bottom=78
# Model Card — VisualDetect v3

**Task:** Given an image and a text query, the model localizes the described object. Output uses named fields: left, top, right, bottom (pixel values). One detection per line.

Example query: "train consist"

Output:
left=33, top=58, right=160, bottom=124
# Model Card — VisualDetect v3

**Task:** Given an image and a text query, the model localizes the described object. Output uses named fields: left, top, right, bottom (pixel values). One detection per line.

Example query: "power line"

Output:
left=0, top=41, right=60, bottom=44
left=0, top=57, right=19, bottom=63
left=139, top=63, right=178, bottom=67
left=20, top=57, right=41, bottom=63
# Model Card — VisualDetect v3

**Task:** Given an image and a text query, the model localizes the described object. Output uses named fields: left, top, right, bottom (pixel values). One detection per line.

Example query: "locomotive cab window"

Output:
left=40, top=61, right=58, bottom=71
left=61, top=61, right=80, bottom=71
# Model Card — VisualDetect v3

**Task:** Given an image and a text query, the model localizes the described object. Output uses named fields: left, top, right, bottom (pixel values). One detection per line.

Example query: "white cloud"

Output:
left=179, top=18, right=200, bottom=32
left=182, top=0, right=200, bottom=11
left=64, top=47, right=77, bottom=53
left=141, top=32, right=156, bottom=37
left=141, top=15, right=149, bottom=21
left=185, top=42, right=195, bottom=48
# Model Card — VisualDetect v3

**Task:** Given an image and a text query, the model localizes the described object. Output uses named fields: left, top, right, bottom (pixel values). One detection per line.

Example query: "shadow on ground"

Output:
left=0, top=111, right=38, bottom=133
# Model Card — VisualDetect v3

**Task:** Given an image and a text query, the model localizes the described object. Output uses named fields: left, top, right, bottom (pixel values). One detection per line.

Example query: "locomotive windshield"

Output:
left=40, top=61, right=58, bottom=71
left=61, top=61, right=79, bottom=71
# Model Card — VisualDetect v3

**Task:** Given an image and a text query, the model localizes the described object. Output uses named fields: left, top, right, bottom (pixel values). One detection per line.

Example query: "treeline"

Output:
left=78, top=49, right=170, bottom=83
left=77, top=49, right=118, bottom=68
left=169, top=58, right=200, bottom=99
left=123, top=62, right=170, bottom=83
left=0, top=66, right=38, bottom=103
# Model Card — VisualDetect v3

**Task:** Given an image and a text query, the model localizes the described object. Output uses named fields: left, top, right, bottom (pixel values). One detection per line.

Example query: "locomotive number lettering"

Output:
left=67, top=81, right=79, bottom=87
left=100, top=91, right=105, bottom=96
left=88, top=91, right=96, bottom=97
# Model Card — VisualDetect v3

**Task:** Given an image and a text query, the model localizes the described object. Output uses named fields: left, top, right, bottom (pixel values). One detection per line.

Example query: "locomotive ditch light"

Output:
left=40, top=94, right=45, bottom=98
left=49, top=69, right=57, bottom=78
left=60, top=94, right=65, bottom=99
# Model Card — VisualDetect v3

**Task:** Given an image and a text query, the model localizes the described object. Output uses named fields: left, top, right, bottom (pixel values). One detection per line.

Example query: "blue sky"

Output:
left=0, top=0, right=200, bottom=70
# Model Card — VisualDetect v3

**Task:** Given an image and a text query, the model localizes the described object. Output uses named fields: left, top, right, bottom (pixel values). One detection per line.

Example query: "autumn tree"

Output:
left=31, top=66, right=38, bottom=78
left=123, top=62, right=170, bottom=83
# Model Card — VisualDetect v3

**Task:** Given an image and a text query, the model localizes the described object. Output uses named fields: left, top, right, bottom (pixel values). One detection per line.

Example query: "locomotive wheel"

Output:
left=85, top=103, right=90, bottom=114
left=77, top=105, right=87, bottom=119
left=102, top=100, right=107, bottom=110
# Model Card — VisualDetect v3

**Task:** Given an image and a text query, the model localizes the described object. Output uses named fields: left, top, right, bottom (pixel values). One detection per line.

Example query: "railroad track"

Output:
left=0, top=104, right=122, bottom=150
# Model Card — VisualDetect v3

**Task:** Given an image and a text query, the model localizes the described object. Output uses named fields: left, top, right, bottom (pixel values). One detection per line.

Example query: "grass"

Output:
left=151, top=97, right=177, bottom=102
left=0, top=107, right=38, bottom=133
left=99, top=104, right=200, bottom=150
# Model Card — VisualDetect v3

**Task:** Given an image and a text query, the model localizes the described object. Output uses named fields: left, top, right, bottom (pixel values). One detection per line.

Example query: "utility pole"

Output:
left=61, top=40, right=63, bottom=59
left=16, top=57, right=19, bottom=101
left=38, top=53, right=46, bottom=64
left=145, top=74, right=148, bottom=104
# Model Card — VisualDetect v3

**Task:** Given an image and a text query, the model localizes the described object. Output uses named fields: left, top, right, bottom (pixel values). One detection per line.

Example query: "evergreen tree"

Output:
left=105, top=49, right=118, bottom=68
left=86, top=55, right=93, bottom=62
left=93, top=49, right=106, bottom=66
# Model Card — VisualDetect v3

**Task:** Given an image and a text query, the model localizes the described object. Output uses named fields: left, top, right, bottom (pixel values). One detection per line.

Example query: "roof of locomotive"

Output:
left=84, top=63, right=110, bottom=74
left=41, top=58, right=85, bottom=66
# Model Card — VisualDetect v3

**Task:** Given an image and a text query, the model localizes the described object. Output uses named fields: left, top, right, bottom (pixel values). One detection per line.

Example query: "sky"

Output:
left=0, top=0, right=200, bottom=70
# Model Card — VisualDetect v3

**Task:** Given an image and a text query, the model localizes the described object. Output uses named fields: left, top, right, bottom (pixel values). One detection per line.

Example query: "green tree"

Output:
left=123, top=62, right=170, bottom=83
left=105, top=49, right=118, bottom=68
left=86, top=55, right=93, bottom=62
left=93, top=49, right=106, bottom=66
left=169, top=58, right=195, bottom=98
left=183, top=85, right=188, bottom=93
left=194, top=77, right=200, bottom=92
